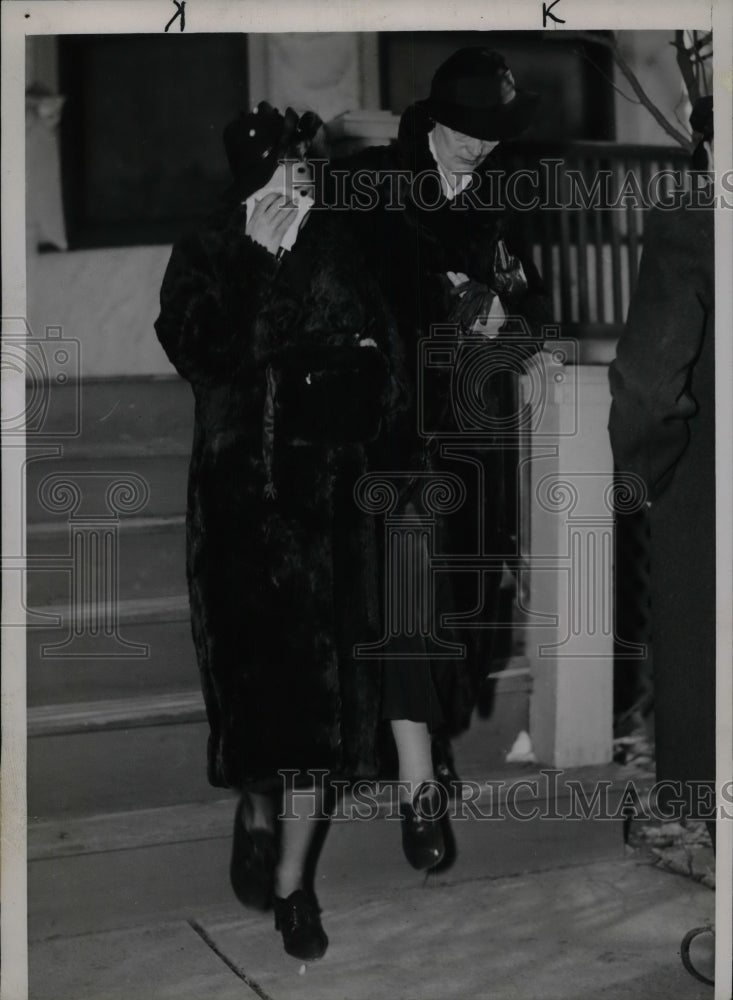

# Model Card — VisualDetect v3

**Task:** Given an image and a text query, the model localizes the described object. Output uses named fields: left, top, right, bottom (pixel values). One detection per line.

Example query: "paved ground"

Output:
left=29, top=859, right=713, bottom=1000
left=27, top=767, right=715, bottom=1000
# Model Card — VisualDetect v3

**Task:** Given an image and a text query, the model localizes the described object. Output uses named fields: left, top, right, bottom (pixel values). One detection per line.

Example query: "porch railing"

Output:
left=502, top=141, right=691, bottom=339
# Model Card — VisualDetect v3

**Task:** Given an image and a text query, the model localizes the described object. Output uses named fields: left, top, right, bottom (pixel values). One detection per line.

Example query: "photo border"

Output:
left=2, top=2, right=730, bottom=996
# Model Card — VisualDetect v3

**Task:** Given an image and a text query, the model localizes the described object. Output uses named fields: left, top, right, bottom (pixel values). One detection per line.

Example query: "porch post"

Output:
left=520, top=358, right=619, bottom=768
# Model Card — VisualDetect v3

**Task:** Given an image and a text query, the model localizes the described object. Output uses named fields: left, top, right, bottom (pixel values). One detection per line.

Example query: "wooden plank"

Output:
left=626, top=178, right=641, bottom=292
left=609, top=163, right=624, bottom=323
left=558, top=171, right=573, bottom=323
left=589, top=158, right=605, bottom=325
left=577, top=204, right=590, bottom=326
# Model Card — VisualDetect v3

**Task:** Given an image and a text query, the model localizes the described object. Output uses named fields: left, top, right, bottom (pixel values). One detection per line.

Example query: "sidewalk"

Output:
left=27, top=763, right=715, bottom=1000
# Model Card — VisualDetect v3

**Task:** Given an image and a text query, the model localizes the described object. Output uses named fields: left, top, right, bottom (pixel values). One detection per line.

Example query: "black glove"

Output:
left=446, top=277, right=496, bottom=334
left=488, top=239, right=528, bottom=302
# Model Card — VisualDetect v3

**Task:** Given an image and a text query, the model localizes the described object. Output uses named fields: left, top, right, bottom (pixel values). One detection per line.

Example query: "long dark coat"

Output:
left=155, top=200, right=398, bottom=790
left=609, top=204, right=715, bottom=818
left=338, top=105, right=551, bottom=734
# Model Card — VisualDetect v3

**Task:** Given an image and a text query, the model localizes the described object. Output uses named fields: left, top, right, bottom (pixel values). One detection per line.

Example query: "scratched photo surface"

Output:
left=5, top=3, right=730, bottom=998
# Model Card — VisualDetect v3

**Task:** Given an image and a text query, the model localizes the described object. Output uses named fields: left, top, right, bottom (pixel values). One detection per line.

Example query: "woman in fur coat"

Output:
left=155, top=102, right=447, bottom=962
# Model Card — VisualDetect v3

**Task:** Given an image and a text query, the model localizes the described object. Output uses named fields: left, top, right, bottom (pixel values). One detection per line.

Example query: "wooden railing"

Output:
left=500, top=141, right=691, bottom=339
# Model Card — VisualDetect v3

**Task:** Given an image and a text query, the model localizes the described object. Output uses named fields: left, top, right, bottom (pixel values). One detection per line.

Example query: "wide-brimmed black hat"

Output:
left=417, top=48, right=540, bottom=141
left=223, top=101, right=323, bottom=199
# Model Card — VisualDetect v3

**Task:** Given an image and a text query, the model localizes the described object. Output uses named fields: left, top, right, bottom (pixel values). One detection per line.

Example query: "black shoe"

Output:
left=230, top=795, right=278, bottom=911
left=274, top=889, right=329, bottom=960
left=399, top=781, right=446, bottom=871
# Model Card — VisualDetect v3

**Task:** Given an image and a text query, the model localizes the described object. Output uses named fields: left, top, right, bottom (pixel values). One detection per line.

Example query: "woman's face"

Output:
left=432, top=123, right=499, bottom=176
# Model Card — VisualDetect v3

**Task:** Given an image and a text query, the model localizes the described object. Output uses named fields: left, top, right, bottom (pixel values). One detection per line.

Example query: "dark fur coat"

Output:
left=155, top=201, right=399, bottom=789
left=338, top=106, right=552, bottom=733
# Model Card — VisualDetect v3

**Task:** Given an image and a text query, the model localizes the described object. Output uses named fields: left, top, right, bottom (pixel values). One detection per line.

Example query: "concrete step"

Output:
left=25, top=453, right=189, bottom=524
left=27, top=765, right=640, bottom=943
left=28, top=690, right=206, bottom=738
left=27, top=663, right=530, bottom=820
left=30, top=375, right=192, bottom=457
left=26, top=516, right=187, bottom=608
left=28, top=613, right=196, bottom=707
left=28, top=717, right=221, bottom=821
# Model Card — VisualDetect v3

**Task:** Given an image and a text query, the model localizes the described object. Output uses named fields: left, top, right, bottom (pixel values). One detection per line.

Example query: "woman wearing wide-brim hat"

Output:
left=337, top=46, right=551, bottom=840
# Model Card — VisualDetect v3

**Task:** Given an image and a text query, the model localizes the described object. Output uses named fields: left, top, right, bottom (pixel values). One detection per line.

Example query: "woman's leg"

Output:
left=230, top=785, right=279, bottom=911
left=272, top=777, right=329, bottom=960
left=390, top=718, right=434, bottom=801
left=390, top=717, right=445, bottom=870
left=246, top=790, right=277, bottom=832
left=275, top=779, right=325, bottom=897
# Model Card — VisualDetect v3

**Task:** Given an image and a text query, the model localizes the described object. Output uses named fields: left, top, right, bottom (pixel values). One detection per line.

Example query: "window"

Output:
left=59, top=34, right=248, bottom=248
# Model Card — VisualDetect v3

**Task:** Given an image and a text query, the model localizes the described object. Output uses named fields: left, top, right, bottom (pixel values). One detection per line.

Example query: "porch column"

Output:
left=519, top=356, right=643, bottom=767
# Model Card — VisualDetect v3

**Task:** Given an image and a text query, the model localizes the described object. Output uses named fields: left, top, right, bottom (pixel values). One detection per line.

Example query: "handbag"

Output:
left=261, top=343, right=389, bottom=499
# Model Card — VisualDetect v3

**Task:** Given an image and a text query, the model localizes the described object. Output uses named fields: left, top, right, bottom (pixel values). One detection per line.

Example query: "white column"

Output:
left=520, top=358, right=619, bottom=768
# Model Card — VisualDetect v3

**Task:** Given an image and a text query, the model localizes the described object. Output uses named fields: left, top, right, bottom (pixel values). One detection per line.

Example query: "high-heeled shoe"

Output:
left=399, top=781, right=446, bottom=870
left=229, top=795, right=278, bottom=911
left=274, top=889, right=329, bottom=960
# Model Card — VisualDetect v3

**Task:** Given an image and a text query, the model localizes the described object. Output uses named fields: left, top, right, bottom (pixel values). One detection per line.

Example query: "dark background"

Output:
left=58, top=31, right=615, bottom=249
left=59, top=33, right=249, bottom=247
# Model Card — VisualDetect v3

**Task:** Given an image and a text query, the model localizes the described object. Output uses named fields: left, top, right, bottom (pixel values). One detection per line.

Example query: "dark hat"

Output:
left=223, top=101, right=322, bottom=199
left=417, top=48, right=540, bottom=141
left=690, top=95, right=713, bottom=139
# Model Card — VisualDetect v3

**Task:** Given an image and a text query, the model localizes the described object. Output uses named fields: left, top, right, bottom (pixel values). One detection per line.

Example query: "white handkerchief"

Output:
left=245, top=184, right=314, bottom=253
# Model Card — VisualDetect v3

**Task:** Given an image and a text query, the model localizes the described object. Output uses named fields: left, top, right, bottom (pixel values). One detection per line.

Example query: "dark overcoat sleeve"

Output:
left=608, top=206, right=713, bottom=501
left=154, top=211, right=278, bottom=384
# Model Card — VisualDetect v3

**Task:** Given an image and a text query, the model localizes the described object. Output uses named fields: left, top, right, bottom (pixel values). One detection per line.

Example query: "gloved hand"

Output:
left=488, top=239, right=528, bottom=301
left=445, top=273, right=495, bottom=334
